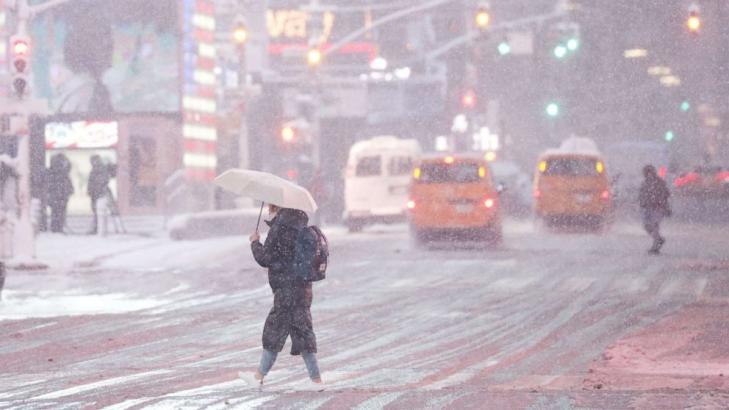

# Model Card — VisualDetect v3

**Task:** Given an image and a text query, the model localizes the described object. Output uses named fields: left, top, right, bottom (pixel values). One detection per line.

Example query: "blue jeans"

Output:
left=258, top=348, right=321, bottom=380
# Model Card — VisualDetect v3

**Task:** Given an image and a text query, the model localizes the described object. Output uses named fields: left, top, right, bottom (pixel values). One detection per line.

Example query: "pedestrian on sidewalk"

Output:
left=242, top=204, right=323, bottom=388
left=46, top=153, right=74, bottom=233
left=638, top=165, right=671, bottom=254
left=86, top=155, right=111, bottom=235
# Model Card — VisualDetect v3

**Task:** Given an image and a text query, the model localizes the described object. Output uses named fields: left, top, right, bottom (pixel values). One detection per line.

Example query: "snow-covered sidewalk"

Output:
left=29, top=232, right=248, bottom=272
left=21, top=222, right=350, bottom=273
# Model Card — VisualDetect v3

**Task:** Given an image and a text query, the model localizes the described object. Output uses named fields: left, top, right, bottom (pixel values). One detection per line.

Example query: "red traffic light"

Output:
left=12, top=39, right=29, bottom=56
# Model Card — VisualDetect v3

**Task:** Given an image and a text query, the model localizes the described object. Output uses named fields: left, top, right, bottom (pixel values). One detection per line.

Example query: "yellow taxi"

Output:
left=407, top=154, right=502, bottom=245
left=533, top=151, right=611, bottom=229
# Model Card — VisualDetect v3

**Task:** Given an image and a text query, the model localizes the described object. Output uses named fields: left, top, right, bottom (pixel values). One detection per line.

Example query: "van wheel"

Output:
left=592, top=216, right=608, bottom=233
left=533, top=215, right=547, bottom=233
left=482, top=226, right=502, bottom=246
left=410, top=228, right=427, bottom=249
left=346, top=219, right=364, bottom=233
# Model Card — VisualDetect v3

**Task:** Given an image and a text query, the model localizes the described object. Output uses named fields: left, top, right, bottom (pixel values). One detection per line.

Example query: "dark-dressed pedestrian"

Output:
left=46, top=153, right=74, bottom=233
left=242, top=203, right=323, bottom=389
left=638, top=165, right=671, bottom=254
left=87, top=155, right=111, bottom=235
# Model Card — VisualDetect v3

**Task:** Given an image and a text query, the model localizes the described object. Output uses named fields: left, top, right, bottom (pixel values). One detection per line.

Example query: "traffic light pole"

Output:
left=4, top=0, right=58, bottom=266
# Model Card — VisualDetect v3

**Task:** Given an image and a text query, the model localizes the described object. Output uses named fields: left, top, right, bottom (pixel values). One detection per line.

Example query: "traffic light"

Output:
left=545, top=102, right=560, bottom=117
left=461, top=89, right=477, bottom=110
left=10, top=34, right=31, bottom=99
left=551, top=22, right=580, bottom=59
left=687, top=5, right=701, bottom=33
left=566, top=37, right=580, bottom=51
left=497, top=41, right=511, bottom=56
left=553, top=44, right=568, bottom=59
left=680, top=100, right=691, bottom=112
left=664, top=130, right=675, bottom=142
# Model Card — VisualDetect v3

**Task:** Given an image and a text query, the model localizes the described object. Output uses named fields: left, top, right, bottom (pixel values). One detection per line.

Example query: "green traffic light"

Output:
left=680, top=101, right=690, bottom=112
left=546, top=102, right=560, bottom=117
left=498, top=42, right=511, bottom=56
left=664, top=130, right=675, bottom=142
left=553, top=44, right=568, bottom=59
left=566, top=38, right=580, bottom=51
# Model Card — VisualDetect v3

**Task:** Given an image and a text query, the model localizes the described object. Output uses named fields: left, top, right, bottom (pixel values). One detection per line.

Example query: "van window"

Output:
left=544, top=158, right=598, bottom=176
left=418, top=163, right=481, bottom=184
left=388, top=156, right=413, bottom=176
left=356, top=156, right=382, bottom=176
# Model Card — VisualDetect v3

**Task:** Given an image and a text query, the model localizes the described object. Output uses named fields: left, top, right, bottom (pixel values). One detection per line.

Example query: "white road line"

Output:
left=351, top=392, right=405, bottom=410
left=32, top=370, right=172, bottom=400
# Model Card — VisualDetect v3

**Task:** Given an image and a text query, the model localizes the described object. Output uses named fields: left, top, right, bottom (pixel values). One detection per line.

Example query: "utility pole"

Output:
left=306, top=0, right=325, bottom=172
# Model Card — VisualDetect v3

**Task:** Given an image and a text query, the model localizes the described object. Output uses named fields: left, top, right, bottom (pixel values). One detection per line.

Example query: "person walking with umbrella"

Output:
left=213, top=170, right=323, bottom=389
left=244, top=203, right=322, bottom=388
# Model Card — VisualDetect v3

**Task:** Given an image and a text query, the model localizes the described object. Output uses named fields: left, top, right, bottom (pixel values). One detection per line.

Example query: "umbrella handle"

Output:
left=255, top=202, right=264, bottom=233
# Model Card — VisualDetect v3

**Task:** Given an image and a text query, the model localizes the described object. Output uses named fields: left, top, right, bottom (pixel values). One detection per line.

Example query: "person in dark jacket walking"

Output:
left=46, top=153, right=74, bottom=233
left=242, top=204, right=322, bottom=388
left=639, top=165, right=671, bottom=254
left=87, top=155, right=111, bottom=234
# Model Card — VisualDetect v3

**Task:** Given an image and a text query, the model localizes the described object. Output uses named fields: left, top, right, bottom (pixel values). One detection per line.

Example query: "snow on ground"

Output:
left=31, top=232, right=247, bottom=272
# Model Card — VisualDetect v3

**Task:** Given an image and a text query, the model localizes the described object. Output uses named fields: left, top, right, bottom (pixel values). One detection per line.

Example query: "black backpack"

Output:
left=293, top=226, right=328, bottom=282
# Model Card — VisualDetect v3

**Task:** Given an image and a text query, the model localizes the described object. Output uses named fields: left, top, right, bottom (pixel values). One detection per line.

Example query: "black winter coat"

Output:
left=251, top=208, right=312, bottom=292
left=46, top=167, right=74, bottom=205
left=639, top=174, right=671, bottom=212
left=87, top=164, right=111, bottom=199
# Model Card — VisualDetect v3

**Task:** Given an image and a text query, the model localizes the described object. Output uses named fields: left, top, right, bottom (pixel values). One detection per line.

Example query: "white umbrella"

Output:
left=214, top=169, right=318, bottom=231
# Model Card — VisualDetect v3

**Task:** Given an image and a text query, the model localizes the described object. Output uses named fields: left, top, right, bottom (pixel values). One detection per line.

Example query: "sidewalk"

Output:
left=30, top=232, right=248, bottom=273
left=5, top=208, right=263, bottom=272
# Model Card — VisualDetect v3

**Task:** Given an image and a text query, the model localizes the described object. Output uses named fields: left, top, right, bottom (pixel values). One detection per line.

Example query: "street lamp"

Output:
left=233, top=21, right=248, bottom=45
left=281, top=125, right=296, bottom=143
left=475, top=9, right=491, bottom=30
left=307, top=47, right=323, bottom=68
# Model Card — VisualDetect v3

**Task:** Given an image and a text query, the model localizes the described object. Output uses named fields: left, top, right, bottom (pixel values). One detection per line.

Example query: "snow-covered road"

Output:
left=2, top=217, right=729, bottom=409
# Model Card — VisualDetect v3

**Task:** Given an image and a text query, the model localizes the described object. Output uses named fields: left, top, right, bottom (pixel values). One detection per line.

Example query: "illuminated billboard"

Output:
left=29, top=0, right=179, bottom=114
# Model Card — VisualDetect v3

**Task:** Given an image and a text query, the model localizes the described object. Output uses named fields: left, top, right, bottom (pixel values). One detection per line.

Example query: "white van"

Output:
left=343, top=136, right=421, bottom=232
